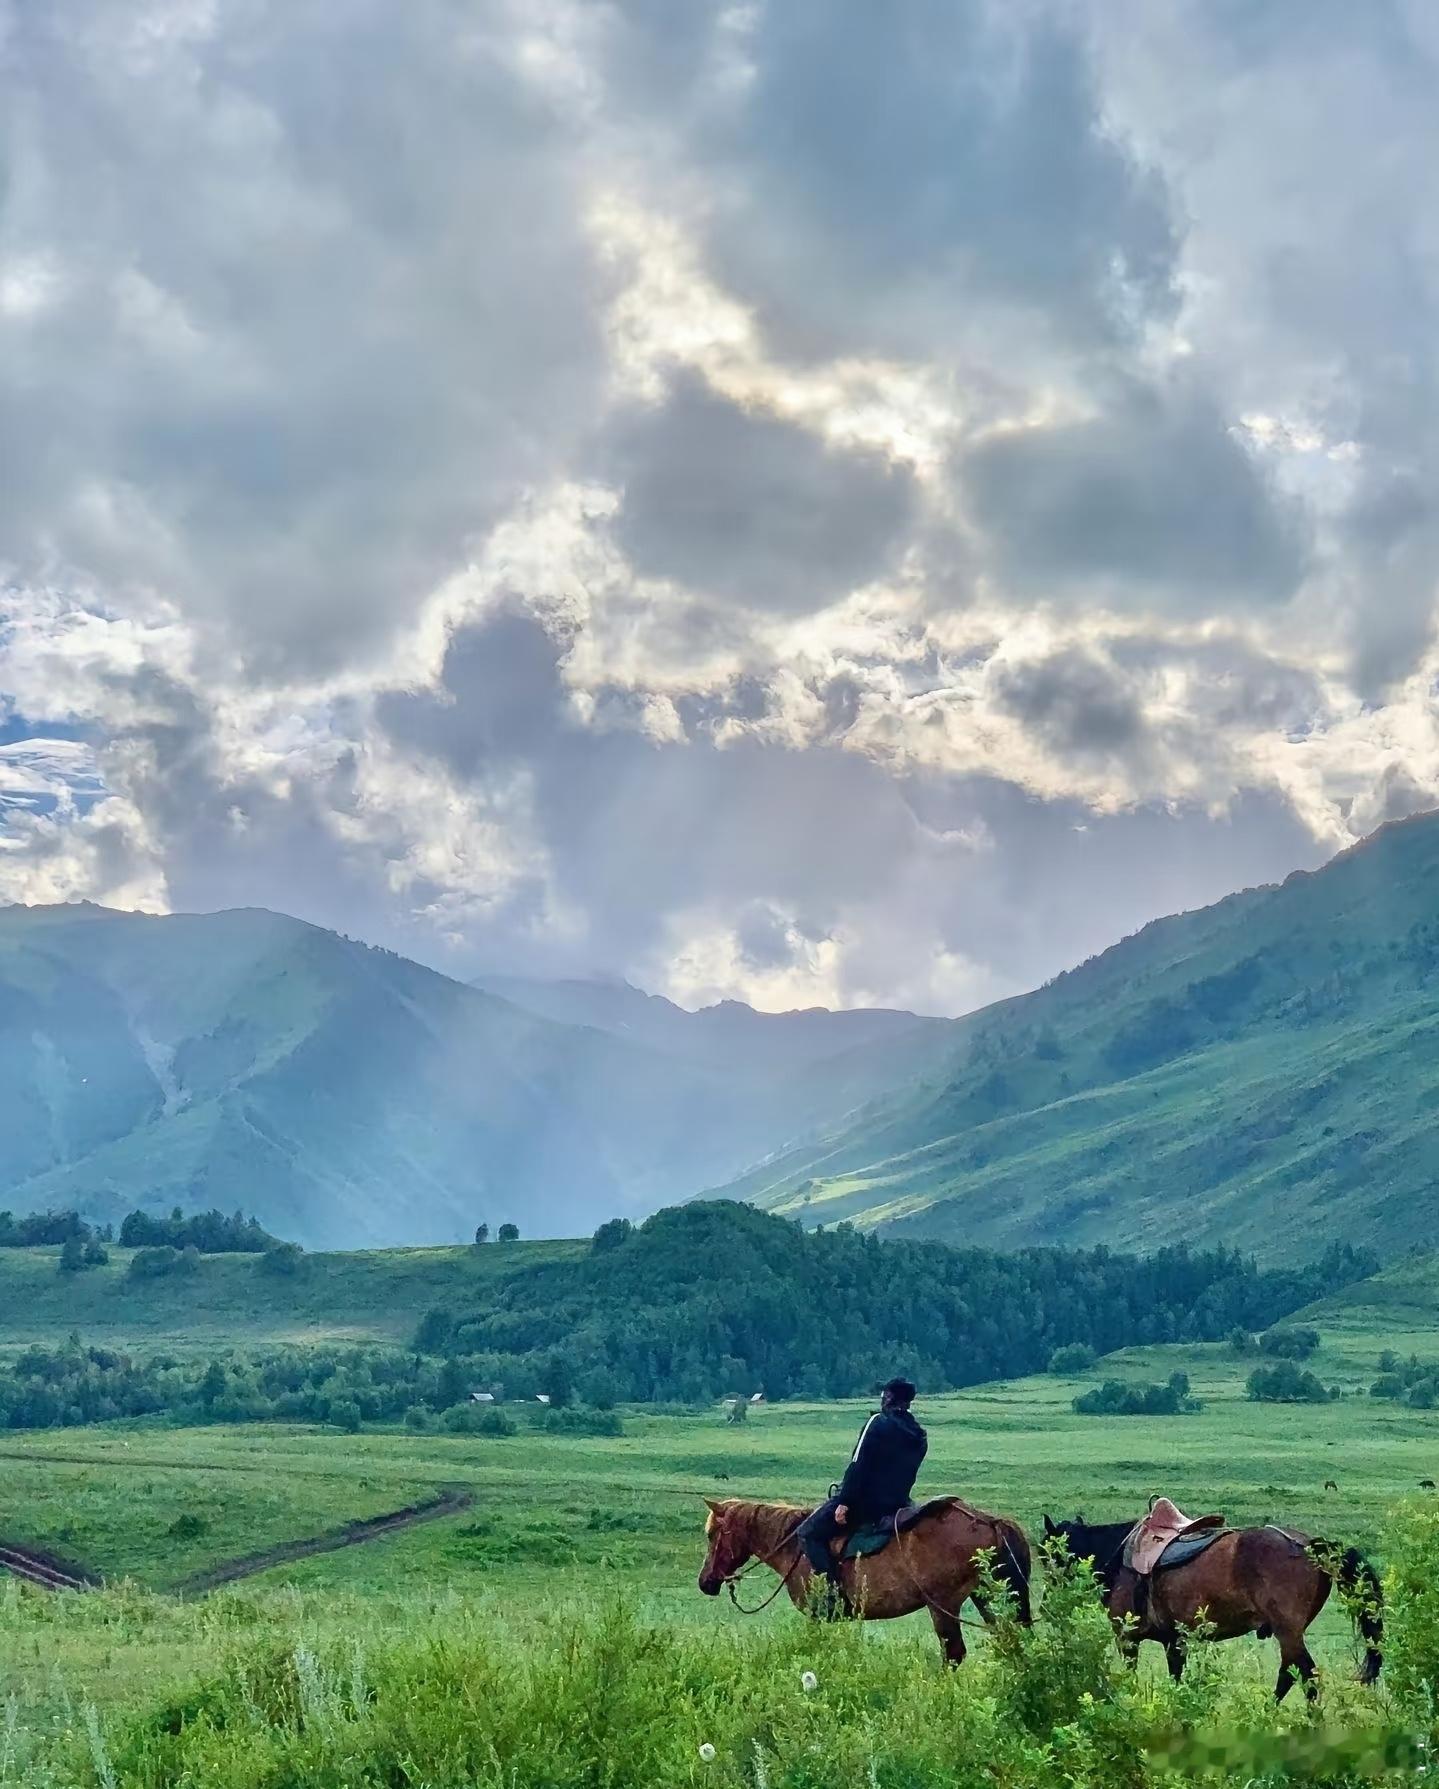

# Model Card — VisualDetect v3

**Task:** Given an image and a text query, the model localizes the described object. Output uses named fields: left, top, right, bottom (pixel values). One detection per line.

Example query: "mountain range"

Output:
left=5, top=809, right=1439, bottom=1259
left=722, top=809, right=1439, bottom=1263
left=0, top=903, right=953, bottom=1247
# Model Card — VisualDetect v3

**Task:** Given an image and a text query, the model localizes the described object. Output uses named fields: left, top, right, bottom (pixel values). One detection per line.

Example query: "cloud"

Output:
left=606, top=378, right=920, bottom=613
left=961, top=385, right=1307, bottom=611
left=4, top=0, right=1439, bottom=1016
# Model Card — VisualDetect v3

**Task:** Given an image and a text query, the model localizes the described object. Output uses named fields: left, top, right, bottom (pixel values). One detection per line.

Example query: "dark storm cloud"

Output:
left=961, top=387, right=1306, bottom=610
left=689, top=0, right=1178, bottom=361
left=605, top=380, right=919, bottom=613
left=994, top=651, right=1146, bottom=758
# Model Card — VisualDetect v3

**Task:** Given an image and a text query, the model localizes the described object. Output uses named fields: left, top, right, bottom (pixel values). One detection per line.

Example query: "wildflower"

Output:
left=800, top=1671, right=818, bottom=1692
left=698, top=1742, right=717, bottom=1762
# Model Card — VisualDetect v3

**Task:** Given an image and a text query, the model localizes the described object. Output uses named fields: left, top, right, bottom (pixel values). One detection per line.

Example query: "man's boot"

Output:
left=819, top=1570, right=852, bottom=1621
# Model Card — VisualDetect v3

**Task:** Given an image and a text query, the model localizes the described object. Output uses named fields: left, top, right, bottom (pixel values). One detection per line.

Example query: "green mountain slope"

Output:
left=723, top=810, right=1439, bottom=1262
left=0, top=904, right=954, bottom=1248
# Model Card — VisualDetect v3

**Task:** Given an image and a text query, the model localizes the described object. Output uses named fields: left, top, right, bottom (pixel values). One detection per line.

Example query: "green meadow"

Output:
left=1, top=1248, right=1436, bottom=1784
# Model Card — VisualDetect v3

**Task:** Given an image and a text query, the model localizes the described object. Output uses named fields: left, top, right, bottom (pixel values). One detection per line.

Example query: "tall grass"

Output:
left=2, top=1509, right=1435, bottom=1787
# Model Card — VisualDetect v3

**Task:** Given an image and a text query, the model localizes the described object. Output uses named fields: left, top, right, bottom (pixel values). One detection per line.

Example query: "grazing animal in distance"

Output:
left=1324, top=1479, right=1338, bottom=1491
left=1421, top=1478, right=1436, bottom=1490
left=1045, top=1512, right=1382, bottom=1702
left=698, top=1496, right=1031, bottom=1666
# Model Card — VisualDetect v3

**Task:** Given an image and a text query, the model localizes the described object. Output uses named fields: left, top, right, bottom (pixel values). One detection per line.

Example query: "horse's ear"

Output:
left=1043, top=1513, right=1057, bottom=1536
left=702, top=1496, right=723, bottom=1513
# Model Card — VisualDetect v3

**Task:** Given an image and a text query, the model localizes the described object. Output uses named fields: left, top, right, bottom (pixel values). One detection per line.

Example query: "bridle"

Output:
left=716, top=1514, right=808, bottom=1614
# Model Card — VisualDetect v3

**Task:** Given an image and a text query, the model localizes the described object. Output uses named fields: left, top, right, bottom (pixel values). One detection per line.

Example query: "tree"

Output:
left=82, top=1240, right=109, bottom=1267
left=545, top=1349, right=575, bottom=1408
left=329, top=1398, right=362, bottom=1433
left=58, top=1236, right=86, bottom=1274
left=591, top=1218, right=633, bottom=1253
left=497, top=1223, right=519, bottom=1243
left=474, top=1223, right=489, bottom=1247
left=200, top=1361, right=227, bottom=1406
left=1048, top=1343, right=1096, bottom=1374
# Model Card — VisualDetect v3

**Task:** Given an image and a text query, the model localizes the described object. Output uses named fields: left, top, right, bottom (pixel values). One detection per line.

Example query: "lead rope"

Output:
left=889, top=1509, right=1005, bottom=1631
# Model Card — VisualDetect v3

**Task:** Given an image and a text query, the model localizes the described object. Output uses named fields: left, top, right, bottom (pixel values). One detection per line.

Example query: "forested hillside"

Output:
left=0, top=1201, right=1378, bottom=1424
left=724, top=810, right=1439, bottom=1262
left=0, top=904, right=952, bottom=1248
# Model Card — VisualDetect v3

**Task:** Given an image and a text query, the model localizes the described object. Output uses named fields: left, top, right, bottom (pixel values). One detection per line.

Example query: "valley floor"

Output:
left=1, top=1316, right=1437, bottom=1783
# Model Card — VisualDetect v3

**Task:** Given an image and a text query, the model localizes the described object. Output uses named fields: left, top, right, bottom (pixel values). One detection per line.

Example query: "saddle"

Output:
left=1124, top=1497, right=1225, bottom=1577
left=832, top=1496, right=957, bottom=1562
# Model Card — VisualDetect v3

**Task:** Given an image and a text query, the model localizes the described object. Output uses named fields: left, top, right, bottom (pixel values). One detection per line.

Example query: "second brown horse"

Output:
left=698, top=1496, right=1031, bottom=1665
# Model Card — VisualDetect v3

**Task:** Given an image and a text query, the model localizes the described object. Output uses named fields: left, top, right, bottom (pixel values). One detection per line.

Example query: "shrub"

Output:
left=1073, top=1372, right=1199, bottom=1416
left=1246, top=1361, right=1333, bottom=1403
left=1258, top=1326, right=1320, bottom=1359
left=329, top=1399, right=362, bottom=1433
left=1048, top=1343, right=1097, bottom=1374
left=591, top=1218, right=634, bottom=1253
left=1385, top=1499, right=1439, bottom=1723
left=532, top=1407, right=625, bottom=1437
left=1371, top=1373, right=1405, bottom=1399
left=257, top=1242, right=305, bottom=1277
left=1227, top=1326, right=1255, bottom=1354
left=441, top=1404, right=517, bottom=1436
left=403, top=1404, right=434, bottom=1431
left=497, top=1223, right=520, bottom=1243
left=167, top=1513, right=209, bottom=1540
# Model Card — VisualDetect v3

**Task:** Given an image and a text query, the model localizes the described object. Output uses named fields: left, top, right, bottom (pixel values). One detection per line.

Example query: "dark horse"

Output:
left=699, top=1497, right=1032, bottom=1665
left=1045, top=1514, right=1383, bottom=1701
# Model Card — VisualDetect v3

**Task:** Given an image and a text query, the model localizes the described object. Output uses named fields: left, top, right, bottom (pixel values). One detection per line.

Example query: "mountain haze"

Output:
left=722, top=811, right=1439, bottom=1264
left=0, top=904, right=953, bottom=1247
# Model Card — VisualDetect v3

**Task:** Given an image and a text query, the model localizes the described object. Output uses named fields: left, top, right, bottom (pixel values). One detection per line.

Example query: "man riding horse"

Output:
left=796, top=1376, right=927, bottom=1616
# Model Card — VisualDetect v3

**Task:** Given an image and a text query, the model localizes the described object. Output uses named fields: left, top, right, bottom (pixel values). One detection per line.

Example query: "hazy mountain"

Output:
left=721, top=811, right=1439, bottom=1264
left=471, top=973, right=948, bottom=1073
left=0, top=904, right=954, bottom=1248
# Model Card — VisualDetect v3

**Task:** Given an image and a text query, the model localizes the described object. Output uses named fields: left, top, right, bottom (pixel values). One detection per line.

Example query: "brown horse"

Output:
left=1045, top=1514, right=1383, bottom=1701
left=697, top=1496, right=1031, bottom=1665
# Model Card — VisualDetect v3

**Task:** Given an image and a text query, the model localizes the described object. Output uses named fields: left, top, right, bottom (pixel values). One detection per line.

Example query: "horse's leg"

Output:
left=1164, top=1637, right=1186, bottom=1683
left=1273, top=1627, right=1318, bottom=1703
left=929, top=1606, right=967, bottom=1668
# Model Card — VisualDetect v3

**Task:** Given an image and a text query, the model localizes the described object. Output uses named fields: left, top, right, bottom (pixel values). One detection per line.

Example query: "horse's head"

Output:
left=1043, top=1512, right=1096, bottom=1562
left=697, top=1497, right=752, bottom=1596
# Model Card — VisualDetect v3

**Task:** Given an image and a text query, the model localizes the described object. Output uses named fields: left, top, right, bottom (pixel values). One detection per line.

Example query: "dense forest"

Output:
left=0, top=1203, right=1377, bottom=1431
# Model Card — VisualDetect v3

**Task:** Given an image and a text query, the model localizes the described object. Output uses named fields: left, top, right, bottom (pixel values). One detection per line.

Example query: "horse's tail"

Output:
left=993, top=1519, right=1033, bottom=1627
left=1324, top=1543, right=1384, bottom=1684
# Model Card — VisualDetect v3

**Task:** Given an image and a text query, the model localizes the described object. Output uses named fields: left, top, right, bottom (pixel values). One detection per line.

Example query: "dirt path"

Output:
left=0, top=1542, right=98, bottom=1591
left=177, top=1487, right=475, bottom=1592
left=0, top=1486, right=474, bottom=1596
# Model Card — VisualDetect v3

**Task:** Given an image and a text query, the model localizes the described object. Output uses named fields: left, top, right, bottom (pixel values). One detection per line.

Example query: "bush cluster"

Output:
left=1072, top=1371, right=1201, bottom=1416
left=1246, top=1360, right=1338, bottom=1403
left=1370, top=1350, right=1439, bottom=1409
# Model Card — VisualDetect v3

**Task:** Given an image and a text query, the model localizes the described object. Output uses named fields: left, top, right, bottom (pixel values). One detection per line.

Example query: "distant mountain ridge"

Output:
left=720, top=810, right=1439, bottom=1264
left=470, top=972, right=948, bottom=1073
left=0, top=903, right=954, bottom=1248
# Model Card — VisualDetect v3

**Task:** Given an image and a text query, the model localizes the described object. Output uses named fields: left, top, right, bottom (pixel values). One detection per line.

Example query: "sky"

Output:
left=2, top=0, right=1438, bottom=1016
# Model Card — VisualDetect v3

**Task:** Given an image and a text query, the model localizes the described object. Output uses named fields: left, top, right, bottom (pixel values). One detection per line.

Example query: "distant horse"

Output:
left=1044, top=1513, right=1383, bottom=1701
left=698, top=1497, right=1031, bottom=1666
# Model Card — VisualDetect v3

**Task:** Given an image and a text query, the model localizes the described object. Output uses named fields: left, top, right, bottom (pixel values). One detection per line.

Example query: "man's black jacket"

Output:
left=836, top=1407, right=927, bottom=1520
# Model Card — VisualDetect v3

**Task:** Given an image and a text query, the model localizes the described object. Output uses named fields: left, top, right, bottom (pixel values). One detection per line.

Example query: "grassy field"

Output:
left=0, top=1237, right=581, bottom=1351
left=0, top=1249, right=1435, bottom=1783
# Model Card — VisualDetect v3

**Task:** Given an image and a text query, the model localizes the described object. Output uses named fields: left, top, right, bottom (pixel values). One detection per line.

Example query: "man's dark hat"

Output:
left=880, top=1376, right=916, bottom=1404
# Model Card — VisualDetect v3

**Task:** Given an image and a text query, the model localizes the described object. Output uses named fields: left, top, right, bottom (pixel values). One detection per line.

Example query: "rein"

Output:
left=723, top=1517, right=807, bottom=1615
